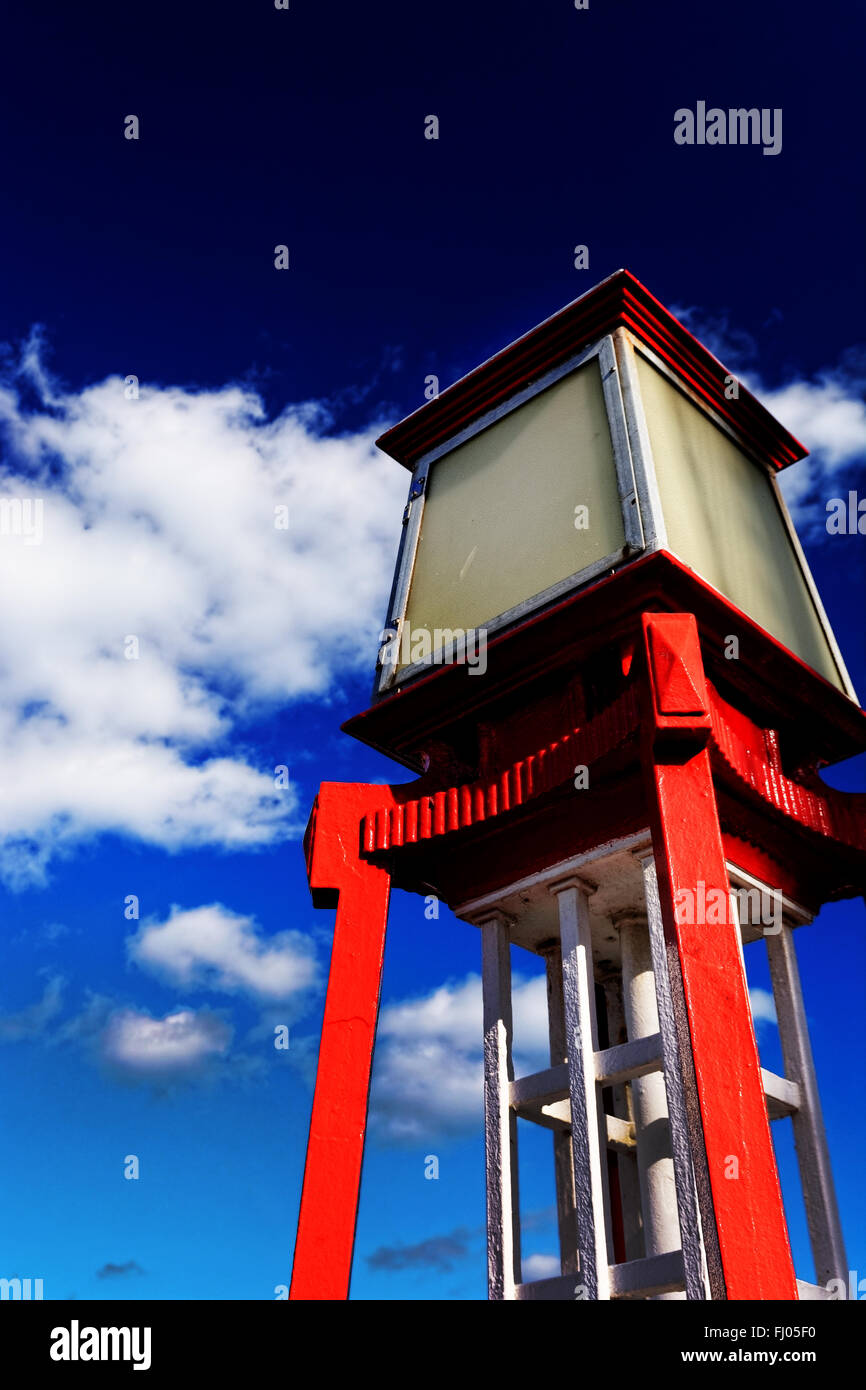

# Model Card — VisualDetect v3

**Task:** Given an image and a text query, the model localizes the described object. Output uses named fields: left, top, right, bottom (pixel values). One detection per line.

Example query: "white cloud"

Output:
left=756, top=373, right=866, bottom=535
left=128, top=902, right=319, bottom=1002
left=522, top=1253, right=560, bottom=1282
left=0, top=346, right=406, bottom=885
left=100, top=1006, right=232, bottom=1078
left=670, top=305, right=866, bottom=535
left=370, top=972, right=549, bottom=1143
left=749, top=986, right=777, bottom=1030
left=758, top=376, right=866, bottom=470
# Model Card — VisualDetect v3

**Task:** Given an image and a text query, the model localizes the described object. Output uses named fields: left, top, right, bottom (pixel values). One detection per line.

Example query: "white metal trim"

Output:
left=384, top=544, right=628, bottom=690
left=768, top=468, right=858, bottom=703
left=725, top=862, right=813, bottom=927
left=612, top=329, right=668, bottom=550
left=375, top=462, right=428, bottom=694
left=410, top=338, right=607, bottom=474
left=628, top=334, right=773, bottom=474
left=599, top=334, right=644, bottom=553
left=382, top=335, right=651, bottom=692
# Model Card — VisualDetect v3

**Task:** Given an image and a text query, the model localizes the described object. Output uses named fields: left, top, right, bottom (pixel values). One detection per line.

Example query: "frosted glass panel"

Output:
left=636, top=352, right=844, bottom=689
left=400, top=357, right=625, bottom=666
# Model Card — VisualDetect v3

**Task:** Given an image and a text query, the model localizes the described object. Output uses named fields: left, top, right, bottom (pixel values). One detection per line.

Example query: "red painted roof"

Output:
left=375, top=269, right=807, bottom=471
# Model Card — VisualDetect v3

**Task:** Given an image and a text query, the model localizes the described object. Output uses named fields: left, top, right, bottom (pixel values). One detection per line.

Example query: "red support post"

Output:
left=290, top=782, right=396, bottom=1301
left=640, top=613, right=798, bottom=1301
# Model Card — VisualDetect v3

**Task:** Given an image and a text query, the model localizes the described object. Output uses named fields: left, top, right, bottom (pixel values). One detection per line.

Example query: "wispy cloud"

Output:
left=0, top=973, right=64, bottom=1040
left=96, top=1260, right=145, bottom=1279
left=366, top=1226, right=477, bottom=1272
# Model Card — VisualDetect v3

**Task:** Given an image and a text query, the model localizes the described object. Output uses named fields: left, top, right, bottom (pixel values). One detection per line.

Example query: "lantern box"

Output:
left=374, top=270, right=853, bottom=702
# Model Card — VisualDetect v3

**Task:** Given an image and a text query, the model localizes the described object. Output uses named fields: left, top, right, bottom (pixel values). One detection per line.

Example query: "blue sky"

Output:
left=0, top=0, right=863, bottom=1301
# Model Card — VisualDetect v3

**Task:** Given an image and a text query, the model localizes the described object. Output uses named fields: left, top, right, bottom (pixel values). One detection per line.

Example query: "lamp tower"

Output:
left=289, top=271, right=865, bottom=1301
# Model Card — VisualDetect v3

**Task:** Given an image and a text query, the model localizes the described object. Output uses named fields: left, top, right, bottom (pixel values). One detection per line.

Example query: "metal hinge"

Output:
left=402, top=474, right=426, bottom=524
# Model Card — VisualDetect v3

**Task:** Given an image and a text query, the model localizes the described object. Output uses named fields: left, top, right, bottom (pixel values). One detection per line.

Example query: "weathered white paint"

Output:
left=481, top=912, right=521, bottom=1299
left=601, top=972, right=644, bottom=1261
left=594, top=1032, right=663, bottom=1087
left=515, top=1250, right=687, bottom=1301
left=551, top=878, right=612, bottom=1298
left=510, top=1064, right=569, bottom=1111
left=639, top=852, right=709, bottom=1301
left=608, top=1249, right=685, bottom=1299
left=619, top=913, right=685, bottom=1299
left=544, top=944, right=579, bottom=1276
left=761, top=1067, right=801, bottom=1121
left=766, top=924, right=848, bottom=1287
left=796, top=1279, right=835, bottom=1301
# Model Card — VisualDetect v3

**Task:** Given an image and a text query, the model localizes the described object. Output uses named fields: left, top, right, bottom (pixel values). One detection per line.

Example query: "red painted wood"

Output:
left=359, top=669, right=864, bottom=862
left=290, top=782, right=395, bottom=1301
left=293, top=600, right=863, bottom=1299
left=641, top=614, right=798, bottom=1301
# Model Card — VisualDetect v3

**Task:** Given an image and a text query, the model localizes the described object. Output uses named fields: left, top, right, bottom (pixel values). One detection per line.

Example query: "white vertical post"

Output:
left=638, top=851, right=709, bottom=1300
left=766, top=923, right=847, bottom=1288
left=600, top=974, right=644, bottom=1261
left=480, top=911, right=521, bottom=1299
left=551, top=878, right=611, bottom=1299
left=543, top=943, right=578, bottom=1275
left=618, top=912, right=685, bottom=1300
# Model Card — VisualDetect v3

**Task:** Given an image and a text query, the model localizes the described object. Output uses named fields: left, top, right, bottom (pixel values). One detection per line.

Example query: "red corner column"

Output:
left=290, top=782, right=396, bottom=1301
left=640, top=613, right=798, bottom=1301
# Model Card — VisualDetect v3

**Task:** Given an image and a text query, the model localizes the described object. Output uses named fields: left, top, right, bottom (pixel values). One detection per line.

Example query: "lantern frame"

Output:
left=375, top=318, right=855, bottom=703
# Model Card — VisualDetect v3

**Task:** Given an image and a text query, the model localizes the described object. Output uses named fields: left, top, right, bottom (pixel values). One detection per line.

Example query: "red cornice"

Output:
left=356, top=678, right=865, bottom=882
left=375, top=269, right=807, bottom=472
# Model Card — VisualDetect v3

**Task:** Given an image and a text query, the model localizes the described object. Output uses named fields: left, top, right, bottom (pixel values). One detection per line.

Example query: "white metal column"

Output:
left=599, top=971, right=644, bottom=1262
left=480, top=910, right=521, bottom=1299
left=551, top=878, right=611, bottom=1299
left=638, top=851, right=709, bottom=1300
left=543, top=942, right=579, bottom=1275
left=766, top=923, right=847, bottom=1287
